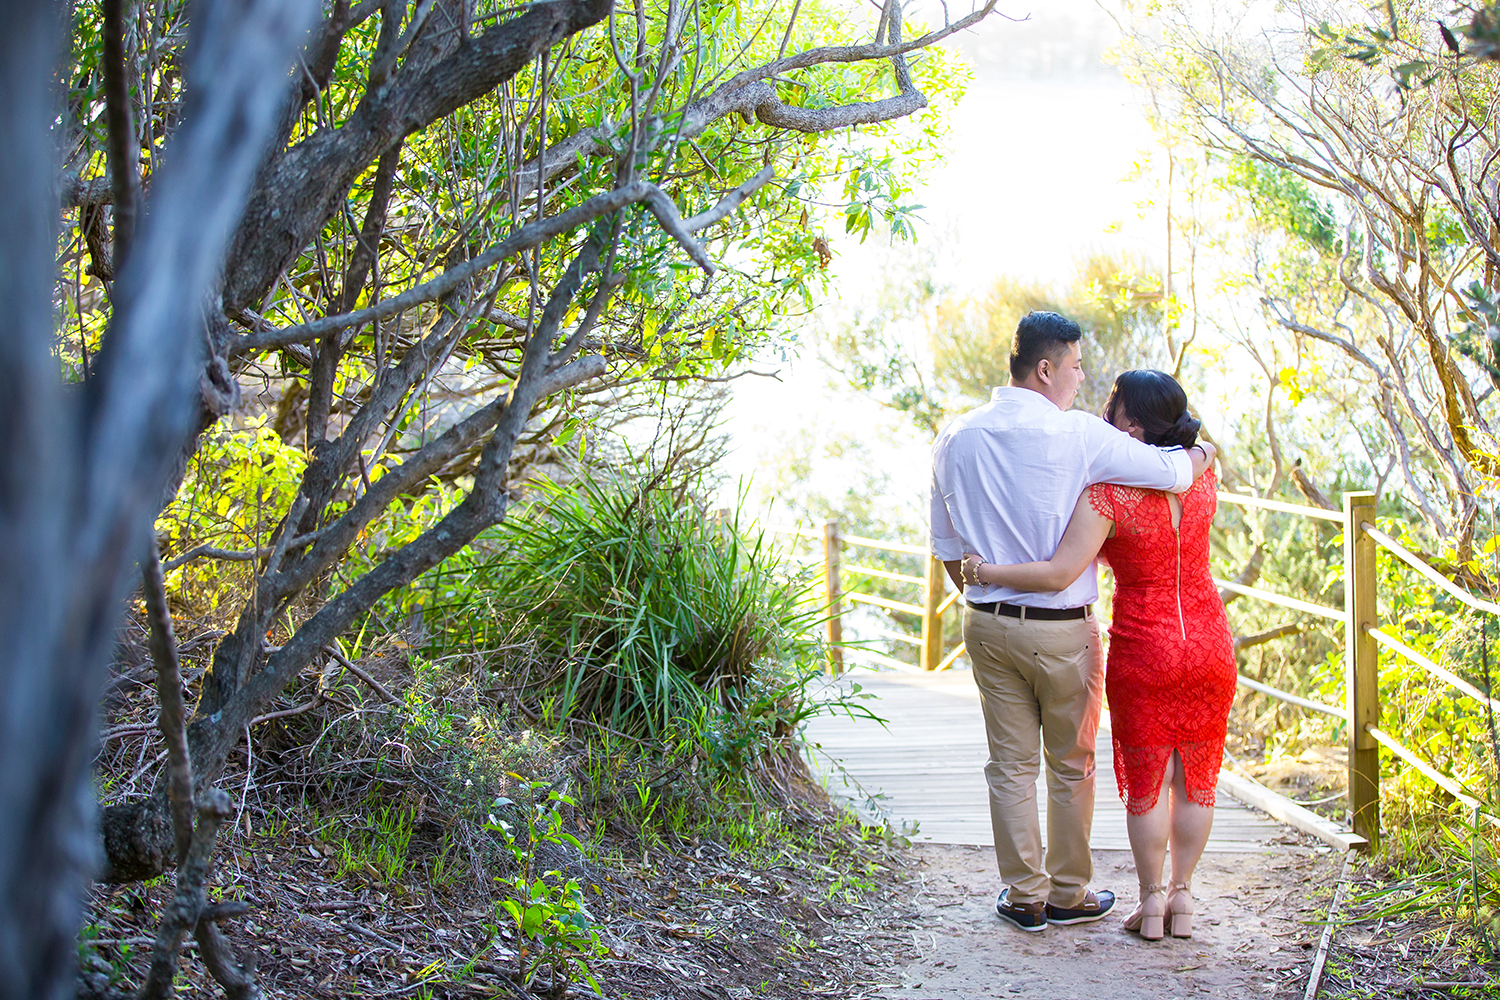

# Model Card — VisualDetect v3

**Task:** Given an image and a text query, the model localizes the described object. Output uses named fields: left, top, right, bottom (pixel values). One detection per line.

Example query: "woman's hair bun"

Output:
left=1167, top=412, right=1201, bottom=449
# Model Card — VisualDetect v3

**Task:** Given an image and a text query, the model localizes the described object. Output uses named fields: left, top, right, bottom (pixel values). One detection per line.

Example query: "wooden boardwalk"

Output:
left=803, top=669, right=1286, bottom=851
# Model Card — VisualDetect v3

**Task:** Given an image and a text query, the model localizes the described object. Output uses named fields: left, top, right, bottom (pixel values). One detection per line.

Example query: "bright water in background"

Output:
left=719, top=0, right=1175, bottom=538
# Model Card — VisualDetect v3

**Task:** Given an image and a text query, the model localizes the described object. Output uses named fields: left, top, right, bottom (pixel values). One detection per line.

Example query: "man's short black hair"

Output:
left=1009, top=311, right=1083, bottom=382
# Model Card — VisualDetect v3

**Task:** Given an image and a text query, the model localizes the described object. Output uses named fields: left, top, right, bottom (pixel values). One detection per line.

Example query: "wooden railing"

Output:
left=774, top=489, right=1500, bottom=852
left=768, top=521, right=961, bottom=674
left=1214, top=490, right=1500, bottom=850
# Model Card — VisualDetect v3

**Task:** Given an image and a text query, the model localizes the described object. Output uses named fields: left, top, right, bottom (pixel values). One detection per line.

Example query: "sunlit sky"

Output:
left=718, top=0, right=1174, bottom=529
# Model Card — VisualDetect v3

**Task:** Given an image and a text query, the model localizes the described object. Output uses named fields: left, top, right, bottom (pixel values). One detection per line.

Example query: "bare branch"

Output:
left=141, top=541, right=194, bottom=866
left=248, top=694, right=323, bottom=726
left=102, top=0, right=141, bottom=265
left=1290, top=461, right=1336, bottom=511
left=1219, top=546, right=1265, bottom=606
left=643, top=165, right=777, bottom=271
left=718, top=0, right=997, bottom=93
left=139, top=789, right=235, bottom=1000
left=325, top=644, right=399, bottom=705
left=195, top=917, right=263, bottom=1000
left=1234, top=623, right=1304, bottom=651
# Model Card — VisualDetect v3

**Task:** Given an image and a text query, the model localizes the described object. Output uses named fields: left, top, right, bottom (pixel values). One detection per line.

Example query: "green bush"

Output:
left=422, top=472, right=828, bottom=738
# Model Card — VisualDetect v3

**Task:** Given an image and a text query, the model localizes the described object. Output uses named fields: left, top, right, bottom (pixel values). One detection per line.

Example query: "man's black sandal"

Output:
left=1044, top=889, right=1116, bottom=925
left=994, top=887, right=1047, bottom=932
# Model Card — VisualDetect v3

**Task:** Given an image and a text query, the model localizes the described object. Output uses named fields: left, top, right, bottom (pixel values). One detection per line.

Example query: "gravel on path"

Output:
left=876, top=842, right=1343, bottom=1000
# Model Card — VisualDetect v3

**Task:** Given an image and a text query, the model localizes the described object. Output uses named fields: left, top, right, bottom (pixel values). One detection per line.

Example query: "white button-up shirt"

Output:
left=929, top=386, right=1193, bottom=609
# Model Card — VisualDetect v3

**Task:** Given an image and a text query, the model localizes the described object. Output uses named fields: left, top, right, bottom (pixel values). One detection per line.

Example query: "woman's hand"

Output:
left=961, top=553, right=987, bottom=587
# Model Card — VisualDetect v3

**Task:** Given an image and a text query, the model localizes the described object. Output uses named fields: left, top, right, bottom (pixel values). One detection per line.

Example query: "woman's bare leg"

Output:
left=1166, top=750, right=1214, bottom=885
left=1164, top=750, right=1214, bottom=937
left=1122, top=753, right=1174, bottom=935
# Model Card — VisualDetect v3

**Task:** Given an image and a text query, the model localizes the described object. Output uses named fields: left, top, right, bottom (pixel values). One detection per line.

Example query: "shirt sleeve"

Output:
left=1082, top=417, right=1193, bottom=493
left=929, top=443, right=964, bottom=561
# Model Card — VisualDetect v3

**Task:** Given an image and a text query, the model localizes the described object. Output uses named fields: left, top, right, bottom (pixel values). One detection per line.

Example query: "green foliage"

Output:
left=421, top=471, right=828, bottom=737
left=158, top=420, right=305, bottom=597
left=334, top=805, right=417, bottom=884
left=821, top=251, right=1169, bottom=436
left=1351, top=813, right=1500, bottom=959
left=1223, top=156, right=1340, bottom=255
left=1451, top=282, right=1500, bottom=395
left=489, top=782, right=606, bottom=996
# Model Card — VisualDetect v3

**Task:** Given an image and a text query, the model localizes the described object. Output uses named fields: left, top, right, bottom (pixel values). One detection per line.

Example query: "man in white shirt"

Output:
left=929, top=311, right=1214, bottom=932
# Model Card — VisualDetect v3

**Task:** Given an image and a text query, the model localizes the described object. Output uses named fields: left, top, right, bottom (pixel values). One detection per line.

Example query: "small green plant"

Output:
left=333, top=804, right=416, bottom=884
left=427, top=829, right=461, bottom=891
left=489, top=781, right=607, bottom=997
left=1345, top=811, right=1500, bottom=958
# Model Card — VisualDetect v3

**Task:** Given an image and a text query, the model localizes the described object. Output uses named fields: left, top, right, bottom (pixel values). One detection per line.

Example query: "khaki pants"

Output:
left=964, top=605, right=1103, bottom=907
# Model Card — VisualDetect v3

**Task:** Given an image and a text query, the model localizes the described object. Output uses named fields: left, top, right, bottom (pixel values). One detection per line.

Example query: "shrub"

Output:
left=421, top=471, right=828, bottom=739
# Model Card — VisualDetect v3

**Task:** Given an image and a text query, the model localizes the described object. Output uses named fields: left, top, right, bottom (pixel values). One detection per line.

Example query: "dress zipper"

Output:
left=1174, top=513, right=1186, bottom=641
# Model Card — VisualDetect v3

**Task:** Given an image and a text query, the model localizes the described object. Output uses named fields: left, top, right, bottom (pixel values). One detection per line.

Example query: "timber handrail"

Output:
left=1367, top=626, right=1500, bottom=714
left=1213, top=491, right=1500, bottom=850
left=842, top=533, right=929, bottom=556
left=847, top=564, right=926, bottom=586
left=846, top=591, right=926, bottom=616
left=1213, top=578, right=1344, bottom=621
left=766, top=521, right=959, bottom=674
left=1235, top=674, right=1349, bottom=721
left=1217, top=490, right=1345, bottom=522
left=936, top=641, right=968, bottom=672
left=1362, top=524, right=1500, bottom=616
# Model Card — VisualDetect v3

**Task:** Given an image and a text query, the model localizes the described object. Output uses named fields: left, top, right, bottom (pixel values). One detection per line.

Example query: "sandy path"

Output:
left=875, top=842, right=1342, bottom=1000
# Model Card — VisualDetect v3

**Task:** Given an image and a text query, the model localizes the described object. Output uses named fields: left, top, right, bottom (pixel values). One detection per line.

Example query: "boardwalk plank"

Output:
left=803, top=669, right=1287, bottom=852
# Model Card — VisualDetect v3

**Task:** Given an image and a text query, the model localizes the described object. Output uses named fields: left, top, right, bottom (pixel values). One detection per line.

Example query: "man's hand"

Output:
left=943, top=559, right=964, bottom=591
left=1188, top=441, right=1217, bottom=480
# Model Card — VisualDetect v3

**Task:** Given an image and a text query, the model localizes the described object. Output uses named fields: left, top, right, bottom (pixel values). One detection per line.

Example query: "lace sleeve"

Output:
left=1196, top=466, right=1218, bottom=516
left=1087, top=483, right=1115, bottom=521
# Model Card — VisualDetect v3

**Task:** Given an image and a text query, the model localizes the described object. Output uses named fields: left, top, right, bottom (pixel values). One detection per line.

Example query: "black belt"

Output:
left=967, top=601, right=1091, bottom=621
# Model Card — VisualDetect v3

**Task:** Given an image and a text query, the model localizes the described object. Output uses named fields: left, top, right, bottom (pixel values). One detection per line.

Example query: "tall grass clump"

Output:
left=425, top=471, right=828, bottom=740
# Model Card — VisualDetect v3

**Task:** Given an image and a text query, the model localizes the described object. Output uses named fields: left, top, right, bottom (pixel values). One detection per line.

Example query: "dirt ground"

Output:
left=872, top=841, right=1345, bottom=1000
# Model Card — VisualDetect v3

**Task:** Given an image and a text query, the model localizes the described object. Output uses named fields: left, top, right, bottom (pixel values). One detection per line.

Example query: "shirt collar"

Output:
left=991, top=385, right=1058, bottom=409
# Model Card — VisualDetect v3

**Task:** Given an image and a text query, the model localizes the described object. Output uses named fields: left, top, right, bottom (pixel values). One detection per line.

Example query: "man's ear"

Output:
left=1035, top=357, right=1052, bottom=384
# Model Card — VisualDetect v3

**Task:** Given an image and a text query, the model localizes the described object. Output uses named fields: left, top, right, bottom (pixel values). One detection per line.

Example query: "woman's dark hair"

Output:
left=1103, top=369, right=1201, bottom=448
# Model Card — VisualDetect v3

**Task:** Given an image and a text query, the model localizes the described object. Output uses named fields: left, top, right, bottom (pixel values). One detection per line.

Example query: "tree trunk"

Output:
left=0, top=0, right=316, bottom=991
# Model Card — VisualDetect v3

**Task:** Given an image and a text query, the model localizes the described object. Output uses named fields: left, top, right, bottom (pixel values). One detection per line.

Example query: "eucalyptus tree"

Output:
left=1116, top=0, right=1500, bottom=558
left=4, top=0, right=995, bottom=994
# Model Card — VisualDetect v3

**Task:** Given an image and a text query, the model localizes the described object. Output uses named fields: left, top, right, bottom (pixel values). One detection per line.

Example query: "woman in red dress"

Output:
left=962, top=370, right=1236, bottom=941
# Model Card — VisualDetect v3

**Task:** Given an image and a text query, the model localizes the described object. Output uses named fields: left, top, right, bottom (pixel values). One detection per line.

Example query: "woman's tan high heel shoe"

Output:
left=1122, top=883, right=1168, bottom=940
left=1167, top=880, right=1194, bottom=938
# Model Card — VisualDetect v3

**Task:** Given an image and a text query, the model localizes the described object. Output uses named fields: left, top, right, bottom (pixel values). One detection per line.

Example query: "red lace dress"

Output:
left=1088, top=470, right=1236, bottom=814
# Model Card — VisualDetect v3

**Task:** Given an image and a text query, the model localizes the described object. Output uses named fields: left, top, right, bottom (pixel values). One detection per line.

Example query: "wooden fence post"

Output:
left=922, top=552, right=945, bottom=671
left=823, top=520, right=843, bottom=675
left=1344, top=491, right=1380, bottom=851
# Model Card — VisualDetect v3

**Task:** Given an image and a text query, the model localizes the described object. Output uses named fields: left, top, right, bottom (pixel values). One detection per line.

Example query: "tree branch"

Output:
left=325, top=644, right=398, bottom=705
left=141, top=541, right=194, bottom=866
left=162, top=545, right=272, bottom=574
left=139, top=789, right=235, bottom=1000
left=223, top=0, right=614, bottom=309
left=1234, top=623, right=1304, bottom=651
left=102, top=0, right=141, bottom=266
left=234, top=169, right=774, bottom=352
